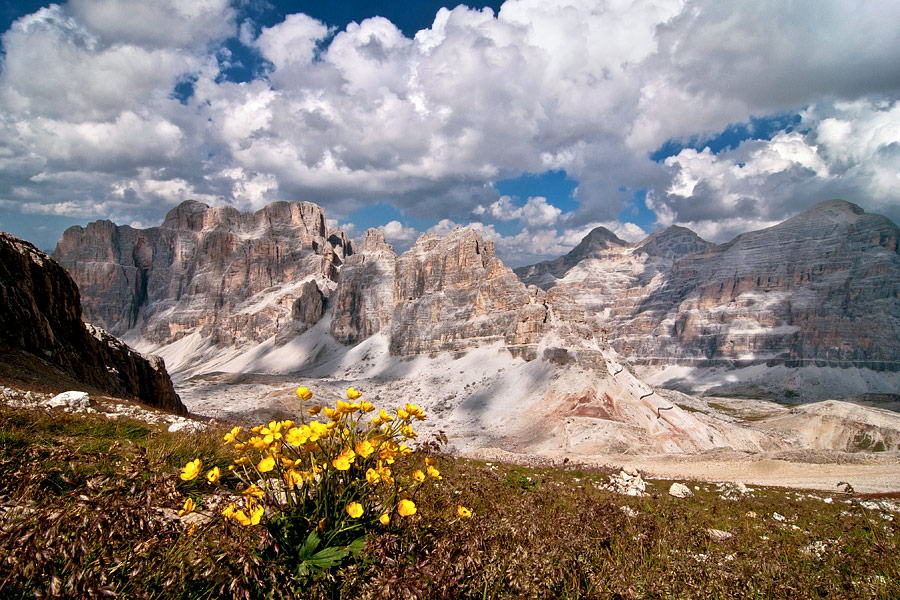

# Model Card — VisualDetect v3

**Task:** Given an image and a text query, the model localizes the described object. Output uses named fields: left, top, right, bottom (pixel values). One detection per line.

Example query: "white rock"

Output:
left=707, top=528, right=733, bottom=541
left=168, top=420, right=207, bottom=434
left=669, top=482, right=693, bottom=498
left=47, top=391, right=90, bottom=409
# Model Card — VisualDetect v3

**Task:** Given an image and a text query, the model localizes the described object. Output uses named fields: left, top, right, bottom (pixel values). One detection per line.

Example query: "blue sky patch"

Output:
left=650, top=113, right=803, bottom=162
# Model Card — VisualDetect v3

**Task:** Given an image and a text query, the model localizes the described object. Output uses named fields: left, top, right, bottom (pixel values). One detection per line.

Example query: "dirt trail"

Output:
left=588, top=453, right=900, bottom=494
left=465, top=447, right=900, bottom=493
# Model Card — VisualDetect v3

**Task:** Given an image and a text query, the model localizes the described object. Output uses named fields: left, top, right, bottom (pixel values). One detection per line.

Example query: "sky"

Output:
left=1, top=1, right=899, bottom=266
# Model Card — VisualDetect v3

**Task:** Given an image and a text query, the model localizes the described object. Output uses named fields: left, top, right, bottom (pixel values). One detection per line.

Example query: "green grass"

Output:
left=0, top=402, right=898, bottom=599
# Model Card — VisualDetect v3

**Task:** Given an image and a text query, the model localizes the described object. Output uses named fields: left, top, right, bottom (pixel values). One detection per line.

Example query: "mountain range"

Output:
left=43, top=198, right=900, bottom=455
left=53, top=198, right=899, bottom=374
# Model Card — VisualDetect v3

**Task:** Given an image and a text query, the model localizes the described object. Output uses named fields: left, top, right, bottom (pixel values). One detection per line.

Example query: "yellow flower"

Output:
left=355, top=439, right=375, bottom=458
left=379, top=512, right=390, bottom=526
left=257, top=454, right=276, bottom=473
left=187, top=522, right=198, bottom=536
left=413, top=469, right=426, bottom=483
left=233, top=442, right=247, bottom=452
left=323, top=407, right=341, bottom=421
left=234, top=501, right=264, bottom=526
left=179, top=497, right=196, bottom=516
left=307, top=405, right=322, bottom=415
left=243, top=484, right=265, bottom=498
left=346, top=502, right=364, bottom=518
left=280, top=457, right=295, bottom=468
left=347, top=387, right=362, bottom=400
left=399, top=444, right=413, bottom=456
left=366, top=468, right=381, bottom=485
left=308, top=421, right=331, bottom=441
left=285, top=425, right=310, bottom=446
left=206, top=467, right=220, bottom=484
left=372, top=416, right=382, bottom=425
left=222, top=503, right=236, bottom=520
left=427, top=465, right=442, bottom=480
left=397, top=408, right=409, bottom=420
left=233, top=456, right=251, bottom=467
left=405, top=403, right=425, bottom=420
left=284, top=469, right=304, bottom=488
left=424, top=457, right=437, bottom=466
left=397, top=499, right=416, bottom=517
left=401, top=425, right=418, bottom=439
left=223, top=426, right=241, bottom=445
left=457, top=505, right=472, bottom=519
left=179, top=459, right=202, bottom=481
left=379, top=441, right=398, bottom=464
left=249, top=503, right=264, bottom=525
left=378, top=409, right=394, bottom=423
left=332, top=447, right=356, bottom=471
left=296, top=386, right=313, bottom=401
left=360, top=400, right=375, bottom=412
left=336, top=400, right=360, bottom=414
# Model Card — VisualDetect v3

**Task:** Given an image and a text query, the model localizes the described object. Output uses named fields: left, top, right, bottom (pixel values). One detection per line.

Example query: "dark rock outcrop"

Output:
left=0, top=231, right=185, bottom=413
left=330, top=229, right=397, bottom=345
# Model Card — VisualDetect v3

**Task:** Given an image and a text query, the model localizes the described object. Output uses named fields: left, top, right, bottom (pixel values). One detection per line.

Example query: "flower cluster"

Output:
left=176, top=386, right=470, bottom=555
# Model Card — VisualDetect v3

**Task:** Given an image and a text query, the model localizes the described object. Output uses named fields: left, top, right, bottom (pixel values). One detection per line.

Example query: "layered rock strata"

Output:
left=389, top=227, right=549, bottom=357
left=54, top=201, right=351, bottom=347
left=517, top=200, right=900, bottom=370
left=0, top=231, right=185, bottom=413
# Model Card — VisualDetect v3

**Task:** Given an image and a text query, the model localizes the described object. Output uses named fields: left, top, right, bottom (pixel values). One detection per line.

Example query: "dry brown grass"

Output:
left=1, top=402, right=897, bottom=599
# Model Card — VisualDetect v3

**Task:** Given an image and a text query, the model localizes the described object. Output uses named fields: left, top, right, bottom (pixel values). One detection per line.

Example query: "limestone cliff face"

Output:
left=389, top=228, right=548, bottom=357
left=0, top=231, right=185, bottom=413
left=53, top=201, right=350, bottom=346
left=518, top=200, right=900, bottom=370
left=330, top=229, right=397, bottom=345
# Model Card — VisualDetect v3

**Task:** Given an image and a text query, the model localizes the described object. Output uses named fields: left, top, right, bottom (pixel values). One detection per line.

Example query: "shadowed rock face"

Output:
left=518, top=200, right=900, bottom=370
left=0, top=231, right=185, bottom=413
left=53, top=200, right=351, bottom=346
left=330, top=229, right=397, bottom=345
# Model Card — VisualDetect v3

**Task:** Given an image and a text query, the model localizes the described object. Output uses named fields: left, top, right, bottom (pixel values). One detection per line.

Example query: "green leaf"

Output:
left=298, top=530, right=321, bottom=560
left=346, top=534, right=367, bottom=557
left=306, top=545, right=349, bottom=569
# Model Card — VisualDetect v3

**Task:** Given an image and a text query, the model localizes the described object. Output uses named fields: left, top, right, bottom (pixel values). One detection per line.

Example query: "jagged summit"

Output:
left=52, top=198, right=900, bottom=375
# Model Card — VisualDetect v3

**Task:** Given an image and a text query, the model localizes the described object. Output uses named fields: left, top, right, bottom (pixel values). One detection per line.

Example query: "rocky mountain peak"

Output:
left=359, top=228, right=393, bottom=253
left=572, top=226, right=630, bottom=255
left=636, top=225, right=714, bottom=259
left=161, top=199, right=210, bottom=231
left=514, top=226, right=629, bottom=289
left=53, top=200, right=351, bottom=346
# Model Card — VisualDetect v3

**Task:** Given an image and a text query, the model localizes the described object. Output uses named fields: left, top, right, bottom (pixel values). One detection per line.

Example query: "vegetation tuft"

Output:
left=1, top=390, right=898, bottom=599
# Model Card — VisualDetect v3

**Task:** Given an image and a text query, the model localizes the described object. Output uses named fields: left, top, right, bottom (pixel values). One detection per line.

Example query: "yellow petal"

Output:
left=296, top=387, right=313, bottom=401
left=257, top=454, right=276, bottom=473
left=397, top=499, right=416, bottom=517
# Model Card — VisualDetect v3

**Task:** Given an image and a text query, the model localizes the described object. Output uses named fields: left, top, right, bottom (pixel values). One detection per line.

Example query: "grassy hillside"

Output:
left=0, top=397, right=898, bottom=599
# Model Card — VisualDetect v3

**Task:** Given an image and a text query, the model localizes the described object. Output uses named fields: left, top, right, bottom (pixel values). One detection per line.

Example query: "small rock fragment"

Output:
left=707, top=528, right=733, bottom=542
left=47, top=391, right=90, bottom=410
left=668, top=482, right=693, bottom=498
